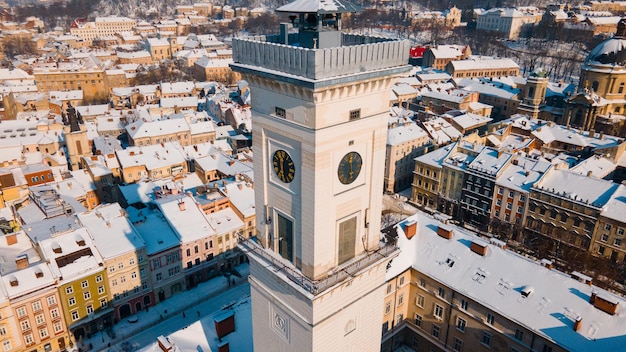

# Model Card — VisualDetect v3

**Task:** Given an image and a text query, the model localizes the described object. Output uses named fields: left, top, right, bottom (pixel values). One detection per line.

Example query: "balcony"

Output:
left=238, top=234, right=398, bottom=295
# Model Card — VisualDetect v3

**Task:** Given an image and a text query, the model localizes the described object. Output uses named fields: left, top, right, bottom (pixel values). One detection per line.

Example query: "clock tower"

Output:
left=232, top=0, right=409, bottom=350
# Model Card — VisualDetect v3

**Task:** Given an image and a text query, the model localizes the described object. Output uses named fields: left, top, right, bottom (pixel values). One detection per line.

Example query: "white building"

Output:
left=231, top=0, right=408, bottom=350
left=476, top=8, right=540, bottom=39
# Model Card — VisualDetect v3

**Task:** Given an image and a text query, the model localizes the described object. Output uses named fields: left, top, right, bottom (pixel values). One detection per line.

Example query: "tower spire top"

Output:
left=276, top=0, right=363, bottom=14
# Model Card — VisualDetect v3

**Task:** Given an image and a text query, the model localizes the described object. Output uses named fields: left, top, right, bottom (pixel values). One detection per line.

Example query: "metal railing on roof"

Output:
left=237, top=234, right=397, bottom=295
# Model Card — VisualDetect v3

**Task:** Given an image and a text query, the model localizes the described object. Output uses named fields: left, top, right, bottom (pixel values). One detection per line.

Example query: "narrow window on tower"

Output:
left=338, top=217, right=357, bottom=265
left=277, top=213, right=294, bottom=263
left=349, top=109, right=361, bottom=120
left=275, top=107, right=286, bottom=118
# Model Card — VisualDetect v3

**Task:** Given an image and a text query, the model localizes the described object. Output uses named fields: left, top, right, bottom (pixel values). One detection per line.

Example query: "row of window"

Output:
left=16, top=296, right=57, bottom=318
left=65, top=276, right=103, bottom=294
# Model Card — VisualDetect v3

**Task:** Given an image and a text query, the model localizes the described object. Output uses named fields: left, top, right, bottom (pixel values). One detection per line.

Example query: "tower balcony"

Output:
left=238, top=233, right=399, bottom=296
left=231, top=33, right=410, bottom=82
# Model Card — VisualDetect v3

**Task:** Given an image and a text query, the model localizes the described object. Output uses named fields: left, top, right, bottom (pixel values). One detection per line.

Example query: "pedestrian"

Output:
left=182, top=311, right=186, bottom=318
left=228, top=278, right=231, bottom=287
left=196, top=310, right=200, bottom=317
left=159, top=314, right=163, bottom=321
left=232, top=278, right=235, bottom=286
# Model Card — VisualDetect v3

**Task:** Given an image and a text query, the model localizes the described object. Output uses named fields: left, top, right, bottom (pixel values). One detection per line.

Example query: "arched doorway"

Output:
left=143, top=295, right=151, bottom=306
left=119, top=304, right=132, bottom=319
left=158, top=290, right=165, bottom=302
left=135, top=302, right=142, bottom=313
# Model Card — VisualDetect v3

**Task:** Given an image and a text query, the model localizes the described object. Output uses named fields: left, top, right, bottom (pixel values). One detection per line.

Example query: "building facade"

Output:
left=232, top=1, right=406, bottom=350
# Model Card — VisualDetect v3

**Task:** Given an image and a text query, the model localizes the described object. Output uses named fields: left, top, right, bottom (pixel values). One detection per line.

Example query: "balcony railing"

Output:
left=237, top=234, right=398, bottom=295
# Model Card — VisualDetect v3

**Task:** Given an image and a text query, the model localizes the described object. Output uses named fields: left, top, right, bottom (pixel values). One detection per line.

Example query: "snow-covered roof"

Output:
left=448, top=112, right=492, bottom=130
left=78, top=203, right=146, bottom=259
left=126, top=118, right=190, bottom=140
left=601, top=184, right=626, bottom=222
left=467, top=147, right=511, bottom=176
left=535, top=169, right=618, bottom=207
left=39, top=227, right=104, bottom=282
left=154, top=193, right=216, bottom=243
left=427, top=45, right=468, bottom=59
left=495, top=155, right=551, bottom=193
left=389, top=212, right=626, bottom=352
left=387, top=120, right=429, bottom=146
left=276, top=0, right=363, bottom=14
left=116, top=141, right=187, bottom=171
left=450, top=57, right=519, bottom=71
left=570, top=155, right=616, bottom=179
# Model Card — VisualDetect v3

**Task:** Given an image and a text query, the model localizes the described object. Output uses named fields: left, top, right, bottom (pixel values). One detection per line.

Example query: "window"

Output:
left=109, top=266, right=115, bottom=272
left=32, top=301, right=41, bottom=311
left=349, top=109, right=361, bottom=120
left=96, top=275, right=103, bottom=283
left=396, top=313, right=403, bottom=326
left=399, top=276, right=405, bottom=286
left=17, top=306, right=27, bottom=317
left=619, top=228, right=624, bottom=236
left=385, top=302, right=391, bottom=314
left=84, top=292, right=91, bottom=300
left=186, top=248, right=191, bottom=256
left=100, top=299, right=108, bottom=308
left=50, top=309, right=59, bottom=319
left=398, top=294, right=404, bottom=306
left=98, top=286, right=105, bottom=294
left=386, top=284, right=392, bottom=294
left=431, top=325, right=440, bottom=338
left=118, top=262, right=124, bottom=269
left=0, top=326, right=6, bottom=336
left=601, top=234, right=609, bottom=242
left=129, top=258, right=135, bottom=265
left=456, top=317, right=466, bottom=332
left=39, top=327, right=48, bottom=339
left=481, top=332, right=492, bottom=347
left=615, top=238, right=622, bottom=246
left=434, top=304, right=443, bottom=319
left=81, top=280, right=88, bottom=288
left=437, top=287, right=445, bottom=298
left=120, top=276, right=126, bottom=283
left=54, top=322, right=63, bottom=333
left=3, top=340, right=11, bottom=351
left=605, top=223, right=612, bottom=231
left=486, top=313, right=495, bottom=325
left=112, top=279, right=118, bottom=286
left=156, top=273, right=163, bottom=281
left=416, top=294, right=425, bottom=307
left=47, top=296, right=56, bottom=306
left=153, top=258, right=161, bottom=269
left=20, top=320, right=30, bottom=331
left=35, top=314, right=45, bottom=325
left=414, top=314, right=422, bottom=327
left=25, top=333, right=34, bottom=345
left=460, top=299, right=468, bottom=310
left=68, top=297, right=76, bottom=306
left=65, top=286, right=73, bottom=294
left=542, top=345, right=553, bottom=352
left=453, top=337, right=463, bottom=352
left=515, top=329, right=524, bottom=340
left=419, top=278, right=426, bottom=287
left=275, top=107, right=286, bottom=118
left=86, top=305, right=94, bottom=314
left=131, top=271, right=137, bottom=279
left=338, top=217, right=357, bottom=264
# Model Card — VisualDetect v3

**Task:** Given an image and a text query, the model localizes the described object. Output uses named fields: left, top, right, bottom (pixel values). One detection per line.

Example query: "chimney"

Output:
left=470, top=240, right=488, bottom=256
left=5, top=233, right=17, bottom=246
left=573, top=317, right=582, bottom=331
left=178, top=201, right=186, bottom=211
left=15, top=255, right=28, bottom=270
left=404, top=219, right=417, bottom=239
left=437, top=225, right=453, bottom=239
left=587, top=170, right=593, bottom=177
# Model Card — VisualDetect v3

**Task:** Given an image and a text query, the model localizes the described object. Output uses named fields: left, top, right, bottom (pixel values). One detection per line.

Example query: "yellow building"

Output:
left=39, top=228, right=113, bottom=342
left=115, top=142, right=189, bottom=184
left=33, top=62, right=108, bottom=103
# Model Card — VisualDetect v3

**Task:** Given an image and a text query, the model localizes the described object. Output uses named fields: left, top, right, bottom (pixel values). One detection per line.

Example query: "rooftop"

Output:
left=390, top=212, right=626, bottom=352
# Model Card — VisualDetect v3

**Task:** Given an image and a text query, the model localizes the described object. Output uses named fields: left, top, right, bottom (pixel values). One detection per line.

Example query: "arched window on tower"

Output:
left=528, top=87, right=534, bottom=98
left=619, top=82, right=624, bottom=94
left=75, top=140, right=83, bottom=155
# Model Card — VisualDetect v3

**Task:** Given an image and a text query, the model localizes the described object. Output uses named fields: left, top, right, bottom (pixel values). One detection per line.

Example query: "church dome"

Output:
left=585, top=18, right=626, bottom=66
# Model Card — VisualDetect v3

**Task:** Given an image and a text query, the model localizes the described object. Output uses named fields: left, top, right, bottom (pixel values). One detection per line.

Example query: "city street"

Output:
left=80, top=264, right=250, bottom=352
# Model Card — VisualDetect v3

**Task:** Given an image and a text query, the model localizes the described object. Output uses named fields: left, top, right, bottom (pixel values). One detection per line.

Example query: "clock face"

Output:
left=338, top=152, right=362, bottom=185
left=272, top=149, right=295, bottom=183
